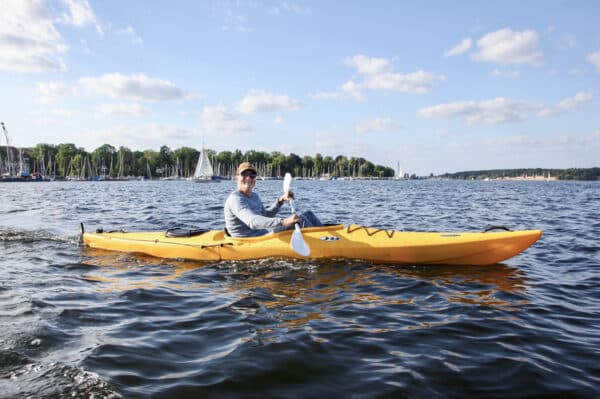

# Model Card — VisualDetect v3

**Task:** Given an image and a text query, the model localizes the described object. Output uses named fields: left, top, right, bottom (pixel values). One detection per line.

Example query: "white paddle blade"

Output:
left=291, top=224, right=311, bottom=256
left=283, top=173, right=292, bottom=193
left=283, top=172, right=310, bottom=256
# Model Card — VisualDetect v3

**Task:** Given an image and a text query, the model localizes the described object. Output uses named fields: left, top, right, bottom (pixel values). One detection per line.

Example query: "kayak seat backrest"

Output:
left=165, top=228, right=209, bottom=238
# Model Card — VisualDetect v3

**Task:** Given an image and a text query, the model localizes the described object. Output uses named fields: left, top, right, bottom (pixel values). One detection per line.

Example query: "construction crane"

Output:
left=1, top=122, right=13, bottom=176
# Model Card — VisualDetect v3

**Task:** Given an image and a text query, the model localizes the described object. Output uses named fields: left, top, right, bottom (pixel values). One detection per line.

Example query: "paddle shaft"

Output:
left=283, top=173, right=310, bottom=256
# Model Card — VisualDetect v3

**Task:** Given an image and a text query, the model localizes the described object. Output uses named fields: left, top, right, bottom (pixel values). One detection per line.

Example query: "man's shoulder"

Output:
left=225, top=191, right=241, bottom=205
left=229, top=191, right=260, bottom=200
left=226, top=191, right=258, bottom=206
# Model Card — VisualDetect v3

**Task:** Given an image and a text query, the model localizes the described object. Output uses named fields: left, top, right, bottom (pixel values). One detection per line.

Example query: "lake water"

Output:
left=1, top=179, right=599, bottom=398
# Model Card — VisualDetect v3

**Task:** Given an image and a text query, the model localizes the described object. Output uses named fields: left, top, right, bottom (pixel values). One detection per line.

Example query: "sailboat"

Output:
left=395, top=162, right=406, bottom=180
left=190, top=146, right=220, bottom=183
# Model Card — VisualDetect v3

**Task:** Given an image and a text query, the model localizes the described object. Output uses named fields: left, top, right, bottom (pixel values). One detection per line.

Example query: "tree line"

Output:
left=6, top=143, right=396, bottom=179
left=439, top=168, right=600, bottom=181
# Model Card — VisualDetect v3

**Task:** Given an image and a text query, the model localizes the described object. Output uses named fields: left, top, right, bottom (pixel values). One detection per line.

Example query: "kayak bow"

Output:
left=81, top=224, right=542, bottom=266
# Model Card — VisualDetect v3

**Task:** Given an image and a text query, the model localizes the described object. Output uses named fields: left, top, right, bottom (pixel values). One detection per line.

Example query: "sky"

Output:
left=1, top=0, right=599, bottom=175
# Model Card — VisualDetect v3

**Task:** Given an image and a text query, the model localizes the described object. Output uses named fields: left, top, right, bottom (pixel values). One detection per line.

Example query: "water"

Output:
left=1, top=180, right=599, bottom=398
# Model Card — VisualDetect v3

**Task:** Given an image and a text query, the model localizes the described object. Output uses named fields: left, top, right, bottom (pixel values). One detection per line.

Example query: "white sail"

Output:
left=395, top=161, right=405, bottom=180
left=194, top=148, right=213, bottom=178
left=192, top=146, right=216, bottom=181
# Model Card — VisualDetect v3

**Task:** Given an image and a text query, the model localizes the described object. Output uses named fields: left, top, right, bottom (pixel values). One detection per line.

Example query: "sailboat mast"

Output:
left=1, top=122, right=13, bottom=176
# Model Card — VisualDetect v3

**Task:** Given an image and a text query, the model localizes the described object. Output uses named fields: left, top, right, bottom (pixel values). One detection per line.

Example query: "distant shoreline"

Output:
left=438, top=167, right=599, bottom=181
left=466, top=176, right=559, bottom=181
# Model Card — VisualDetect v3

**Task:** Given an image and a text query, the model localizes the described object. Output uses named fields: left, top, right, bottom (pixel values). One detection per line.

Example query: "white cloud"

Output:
left=273, top=116, right=284, bottom=125
left=200, top=105, right=252, bottom=136
left=117, top=25, right=143, bottom=45
left=98, top=103, right=148, bottom=117
left=419, top=98, right=542, bottom=124
left=59, top=0, right=101, bottom=32
left=340, top=80, right=363, bottom=99
left=538, top=92, right=592, bottom=117
left=473, top=28, right=543, bottom=65
left=344, top=54, right=391, bottom=75
left=312, top=80, right=363, bottom=100
left=36, top=81, right=70, bottom=103
left=362, top=70, right=440, bottom=94
left=236, top=89, right=302, bottom=113
left=0, top=0, right=67, bottom=73
left=270, top=2, right=312, bottom=15
left=356, top=118, right=400, bottom=133
left=0, top=0, right=101, bottom=73
left=587, top=50, right=600, bottom=72
left=78, top=73, right=188, bottom=102
left=420, top=92, right=591, bottom=124
left=318, top=54, right=443, bottom=100
left=444, top=38, right=472, bottom=57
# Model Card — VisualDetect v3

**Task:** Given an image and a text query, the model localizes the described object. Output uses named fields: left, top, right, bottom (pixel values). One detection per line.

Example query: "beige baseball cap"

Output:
left=236, top=162, right=257, bottom=175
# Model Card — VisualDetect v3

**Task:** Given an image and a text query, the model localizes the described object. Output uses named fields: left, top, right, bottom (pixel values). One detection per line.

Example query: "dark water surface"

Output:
left=1, top=180, right=599, bottom=398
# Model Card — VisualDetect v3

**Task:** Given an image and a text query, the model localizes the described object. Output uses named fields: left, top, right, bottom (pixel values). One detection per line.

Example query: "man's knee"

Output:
left=300, top=211, right=322, bottom=227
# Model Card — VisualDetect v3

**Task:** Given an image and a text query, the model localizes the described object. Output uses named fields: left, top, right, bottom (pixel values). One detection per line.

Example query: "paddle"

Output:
left=283, top=173, right=311, bottom=256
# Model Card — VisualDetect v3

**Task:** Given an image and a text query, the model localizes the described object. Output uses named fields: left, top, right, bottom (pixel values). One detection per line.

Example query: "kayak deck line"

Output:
left=346, top=224, right=395, bottom=238
left=83, top=231, right=236, bottom=249
left=81, top=223, right=542, bottom=266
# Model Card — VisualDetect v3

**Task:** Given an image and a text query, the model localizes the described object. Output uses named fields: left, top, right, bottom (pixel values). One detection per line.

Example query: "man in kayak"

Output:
left=224, top=162, right=321, bottom=237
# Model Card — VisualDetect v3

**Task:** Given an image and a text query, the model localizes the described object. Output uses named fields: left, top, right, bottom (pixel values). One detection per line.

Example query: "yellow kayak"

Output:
left=81, top=224, right=542, bottom=266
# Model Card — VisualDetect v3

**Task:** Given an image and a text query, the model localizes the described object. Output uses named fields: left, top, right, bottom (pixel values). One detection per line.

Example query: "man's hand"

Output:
left=281, top=214, right=300, bottom=227
left=278, top=190, right=295, bottom=203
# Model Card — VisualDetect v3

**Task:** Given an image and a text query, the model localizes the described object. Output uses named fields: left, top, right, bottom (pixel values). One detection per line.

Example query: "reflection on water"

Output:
left=80, top=247, right=208, bottom=292
left=81, top=246, right=528, bottom=321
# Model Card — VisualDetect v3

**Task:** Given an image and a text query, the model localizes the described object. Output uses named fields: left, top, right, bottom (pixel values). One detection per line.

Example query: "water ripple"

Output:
left=1, top=180, right=599, bottom=398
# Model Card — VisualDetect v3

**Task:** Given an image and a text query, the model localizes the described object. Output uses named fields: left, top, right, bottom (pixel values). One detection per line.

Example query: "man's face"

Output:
left=237, top=170, right=257, bottom=194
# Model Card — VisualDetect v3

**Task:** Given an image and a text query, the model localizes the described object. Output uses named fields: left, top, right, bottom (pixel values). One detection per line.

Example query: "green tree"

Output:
left=301, top=155, right=314, bottom=177
left=116, top=146, right=133, bottom=177
left=313, top=153, right=323, bottom=177
left=232, top=149, right=243, bottom=166
left=158, top=145, right=172, bottom=177
left=323, top=156, right=334, bottom=176
left=70, top=153, right=85, bottom=177
left=92, top=144, right=116, bottom=178
left=172, top=146, right=199, bottom=177
left=271, top=152, right=286, bottom=177
left=55, top=143, right=81, bottom=177
left=334, top=155, right=348, bottom=177
left=360, top=161, right=375, bottom=176
left=143, top=149, right=160, bottom=178
left=285, top=153, right=302, bottom=176
left=216, top=150, right=234, bottom=176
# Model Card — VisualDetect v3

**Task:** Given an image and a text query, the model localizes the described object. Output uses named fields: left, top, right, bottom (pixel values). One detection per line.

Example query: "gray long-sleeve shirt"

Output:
left=224, top=190, right=284, bottom=237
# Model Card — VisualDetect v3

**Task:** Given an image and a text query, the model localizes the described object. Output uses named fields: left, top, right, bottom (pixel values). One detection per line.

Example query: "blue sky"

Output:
left=1, top=0, right=598, bottom=175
